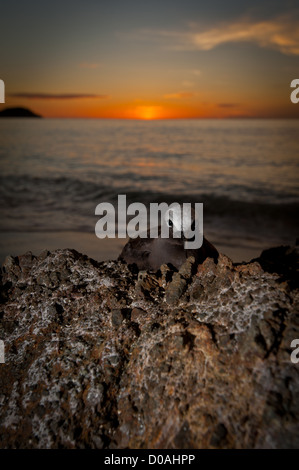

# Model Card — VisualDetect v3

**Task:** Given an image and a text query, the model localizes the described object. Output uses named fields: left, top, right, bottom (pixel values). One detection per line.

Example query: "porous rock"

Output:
left=0, top=246, right=298, bottom=448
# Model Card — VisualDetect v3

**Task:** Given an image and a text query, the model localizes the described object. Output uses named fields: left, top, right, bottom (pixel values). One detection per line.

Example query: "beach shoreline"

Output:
left=0, top=230, right=281, bottom=265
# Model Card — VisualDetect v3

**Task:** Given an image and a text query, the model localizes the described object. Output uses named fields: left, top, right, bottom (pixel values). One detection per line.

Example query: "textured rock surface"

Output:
left=0, top=246, right=298, bottom=449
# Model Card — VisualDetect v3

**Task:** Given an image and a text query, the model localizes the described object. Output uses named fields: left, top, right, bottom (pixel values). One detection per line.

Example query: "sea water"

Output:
left=0, top=118, right=298, bottom=263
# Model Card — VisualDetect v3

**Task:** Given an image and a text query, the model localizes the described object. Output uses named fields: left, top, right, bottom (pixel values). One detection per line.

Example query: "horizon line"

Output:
left=0, top=107, right=298, bottom=120
left=3, top=116, right=299, bottom=120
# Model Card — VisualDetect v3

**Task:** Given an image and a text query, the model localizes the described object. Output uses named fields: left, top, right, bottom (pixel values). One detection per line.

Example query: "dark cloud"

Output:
left=9, top=93, right=109, bottom=100
left=217, top=103, right=238, bottom=108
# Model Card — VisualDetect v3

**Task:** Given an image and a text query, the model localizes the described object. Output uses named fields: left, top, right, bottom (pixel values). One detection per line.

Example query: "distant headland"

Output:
left=0, top=107, right=42, bottom=117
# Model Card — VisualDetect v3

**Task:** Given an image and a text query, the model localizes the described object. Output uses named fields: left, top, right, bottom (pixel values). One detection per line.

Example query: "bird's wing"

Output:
left=118, top=236, right=153, bottom=269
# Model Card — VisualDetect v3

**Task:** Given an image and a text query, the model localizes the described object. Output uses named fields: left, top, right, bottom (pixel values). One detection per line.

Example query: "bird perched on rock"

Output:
left=119, top=205, right=218, bottom=271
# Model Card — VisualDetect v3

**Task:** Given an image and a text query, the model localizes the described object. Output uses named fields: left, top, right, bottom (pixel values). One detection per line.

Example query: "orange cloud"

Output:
left=190, top=16, right=299, bottom=55
left=143, top=14, right=299, bottom=55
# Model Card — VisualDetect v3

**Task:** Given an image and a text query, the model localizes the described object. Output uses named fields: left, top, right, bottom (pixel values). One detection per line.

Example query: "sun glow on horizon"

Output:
left=2, top=94, right=299, bottom=119
left=1, top=2, right=299, bottom=121
left=135, top=106, right=163, bottom=120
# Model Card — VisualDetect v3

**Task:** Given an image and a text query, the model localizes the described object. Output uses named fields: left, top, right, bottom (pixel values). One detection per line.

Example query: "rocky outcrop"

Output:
left=0, top=246, right=298, bottom=448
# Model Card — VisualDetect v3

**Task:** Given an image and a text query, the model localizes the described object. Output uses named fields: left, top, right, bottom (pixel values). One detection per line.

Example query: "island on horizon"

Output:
left=0, top=107, right=42, bottom=118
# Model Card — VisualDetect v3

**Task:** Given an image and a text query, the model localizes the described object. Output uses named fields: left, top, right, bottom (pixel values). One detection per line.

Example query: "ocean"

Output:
left=0, top=118, right=298, bottom=264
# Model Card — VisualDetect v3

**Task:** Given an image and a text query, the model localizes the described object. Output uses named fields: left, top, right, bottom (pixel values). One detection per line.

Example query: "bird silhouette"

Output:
left=119, top=205, right=218, bottom=271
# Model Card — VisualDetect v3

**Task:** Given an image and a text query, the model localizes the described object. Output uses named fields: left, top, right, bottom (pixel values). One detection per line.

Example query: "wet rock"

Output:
left=131, top=308, right=147, bottom=323
left=165, top=272, right=187, bottom=305
left=111, top=309, right=125, bottom=327
left=251, top=245, right=299, bottom=289
left=165, top=257, right=196, bottom=305
left=0, top=246, right=298, bottom=449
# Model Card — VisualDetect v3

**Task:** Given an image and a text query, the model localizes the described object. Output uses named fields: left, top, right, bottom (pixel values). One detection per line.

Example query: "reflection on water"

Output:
left=0, top=118, right=298, bottom=261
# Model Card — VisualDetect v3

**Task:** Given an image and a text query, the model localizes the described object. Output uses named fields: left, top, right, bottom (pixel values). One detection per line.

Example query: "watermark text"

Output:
left=290, top=339, right=299, bottom=363
left=0, top=79, right=4, bottom=103
left=290, top=79, right=299, bottom=104
left=95, top=195, right=203, bottom=249
left=0, top=340, right=4, bottom=363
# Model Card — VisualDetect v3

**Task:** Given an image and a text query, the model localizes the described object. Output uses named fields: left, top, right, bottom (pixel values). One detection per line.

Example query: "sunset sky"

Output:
left=1, top=0, right=299, bottom=119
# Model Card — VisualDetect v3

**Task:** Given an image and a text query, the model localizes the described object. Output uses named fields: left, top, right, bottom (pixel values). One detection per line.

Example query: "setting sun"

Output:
left=1, top=1, right=298, bottom=119
left=135, top=106, right=163, bottom=120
